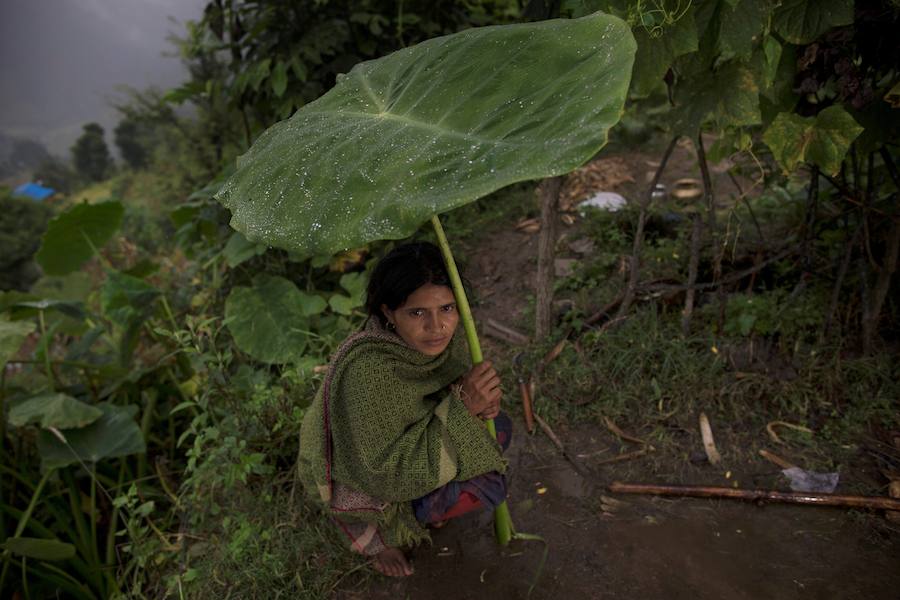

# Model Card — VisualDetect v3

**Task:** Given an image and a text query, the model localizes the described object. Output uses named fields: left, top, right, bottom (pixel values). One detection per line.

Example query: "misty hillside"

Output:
left=0, top=133, right=51, bottom=181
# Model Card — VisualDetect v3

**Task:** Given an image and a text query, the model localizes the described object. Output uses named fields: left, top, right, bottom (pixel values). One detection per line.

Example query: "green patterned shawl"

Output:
left=298, top=322, right=506, bottom=551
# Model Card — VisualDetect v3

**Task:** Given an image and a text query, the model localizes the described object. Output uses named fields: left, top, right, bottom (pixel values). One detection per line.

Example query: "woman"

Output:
left=299, top=242, right=509, bottom=577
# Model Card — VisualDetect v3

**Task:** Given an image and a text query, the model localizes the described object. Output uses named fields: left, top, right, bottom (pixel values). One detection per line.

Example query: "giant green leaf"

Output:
left=224, top=274, right=322, bottom=363
left=0, top=537, right=76, bottom=561
left=37, top=402, right=145, bottom=469
left=8, top=393, right=102, bottom=429
left=35, top=201, right=124, bottom=276
left=216, top=13, right=636, bottom=256
left=772, top=0, right=853, bottom=45
left=763, top=106, right=864, bottom=176
left=0, top=315, right=34, bottom=368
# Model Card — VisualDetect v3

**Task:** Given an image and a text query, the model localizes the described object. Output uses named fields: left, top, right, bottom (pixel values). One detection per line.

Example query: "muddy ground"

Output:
left=337, top=142, right=900, bottom=599
left=345, top=427, right=900, bottom=599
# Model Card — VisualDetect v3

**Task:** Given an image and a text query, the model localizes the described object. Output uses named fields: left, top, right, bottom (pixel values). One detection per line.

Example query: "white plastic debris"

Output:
left=781, top=467, right=839, bottom=493
left=579, top=191, right=627, bottom=212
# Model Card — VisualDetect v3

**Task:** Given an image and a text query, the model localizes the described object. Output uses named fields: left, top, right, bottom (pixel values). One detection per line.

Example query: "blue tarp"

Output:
left=13, top=182, right=55, bottom=201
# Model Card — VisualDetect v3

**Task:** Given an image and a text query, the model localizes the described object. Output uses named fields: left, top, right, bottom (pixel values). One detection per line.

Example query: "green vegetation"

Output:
left=2, top=1, right=898, bottom=598
left=0, top=192, right=52, bottom=291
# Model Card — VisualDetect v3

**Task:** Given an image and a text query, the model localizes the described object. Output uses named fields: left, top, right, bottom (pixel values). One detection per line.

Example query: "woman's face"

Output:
left=382, top=283, right=459, bottom=355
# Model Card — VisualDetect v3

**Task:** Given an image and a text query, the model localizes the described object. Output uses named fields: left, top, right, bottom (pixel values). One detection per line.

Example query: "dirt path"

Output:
left=340, top=145, right=900, bottom=599
left=346, top=425, right=899, bottom=599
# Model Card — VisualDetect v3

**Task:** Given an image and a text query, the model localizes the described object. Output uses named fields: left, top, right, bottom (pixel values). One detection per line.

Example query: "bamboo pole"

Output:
left=431, top=215, right=514, bottom=545
left=608, top=482, right=900, bottom=511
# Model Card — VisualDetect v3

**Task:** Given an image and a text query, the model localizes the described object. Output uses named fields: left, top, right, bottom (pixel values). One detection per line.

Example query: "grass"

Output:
left=504, top=305, right=899, bottom=489
left=174, top=485, right=370, bottom=599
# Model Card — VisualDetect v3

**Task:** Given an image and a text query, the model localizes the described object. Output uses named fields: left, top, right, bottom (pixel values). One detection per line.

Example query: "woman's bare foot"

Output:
left=372, top=547, right=413, bottom=577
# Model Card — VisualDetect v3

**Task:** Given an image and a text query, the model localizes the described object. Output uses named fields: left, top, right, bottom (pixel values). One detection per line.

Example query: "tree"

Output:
left=114, top=116, right=150, bottom=170
left=71, top=123, right=112, bottom=182
left=167, top=0, right=520, bottom=153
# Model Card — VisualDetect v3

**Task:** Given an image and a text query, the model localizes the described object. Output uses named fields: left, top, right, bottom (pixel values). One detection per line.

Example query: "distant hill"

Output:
left=0, top=132, right=52, bottom=181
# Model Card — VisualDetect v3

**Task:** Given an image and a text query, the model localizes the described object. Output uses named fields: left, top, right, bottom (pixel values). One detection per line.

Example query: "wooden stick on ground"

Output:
left=608, top=481, right=900, bottom=511
left=758, top=449, right=797, bottom=470
left=533, top=413, right=590, bottom=478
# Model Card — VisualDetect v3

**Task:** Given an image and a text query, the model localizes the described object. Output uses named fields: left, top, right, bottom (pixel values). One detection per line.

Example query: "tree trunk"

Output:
left=535, top=176, right=563, bottom=339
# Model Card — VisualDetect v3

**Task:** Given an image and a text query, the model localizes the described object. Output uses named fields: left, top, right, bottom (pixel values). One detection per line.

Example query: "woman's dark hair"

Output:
left=366, top=242, right=453, bottom=326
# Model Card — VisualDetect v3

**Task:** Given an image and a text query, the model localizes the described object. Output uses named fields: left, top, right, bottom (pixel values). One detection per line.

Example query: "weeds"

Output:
left=520, top=305, right=899, bottom=481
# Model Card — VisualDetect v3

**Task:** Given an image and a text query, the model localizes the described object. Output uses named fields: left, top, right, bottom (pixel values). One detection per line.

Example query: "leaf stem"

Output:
left=431, top=214, right=513, bottom=545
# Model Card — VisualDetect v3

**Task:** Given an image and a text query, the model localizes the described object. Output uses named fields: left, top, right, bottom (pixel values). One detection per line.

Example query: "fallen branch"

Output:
left=608, top=481, right=900, bottom=512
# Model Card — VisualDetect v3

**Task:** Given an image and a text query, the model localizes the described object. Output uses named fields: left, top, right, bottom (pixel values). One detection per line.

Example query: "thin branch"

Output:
left=617, top=136, right=679, bottom=318
left=728, top=170, right=765, bottom=243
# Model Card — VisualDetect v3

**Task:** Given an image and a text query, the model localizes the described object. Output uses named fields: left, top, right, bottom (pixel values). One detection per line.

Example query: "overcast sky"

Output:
left=0, top=0, right=206, bottom=156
